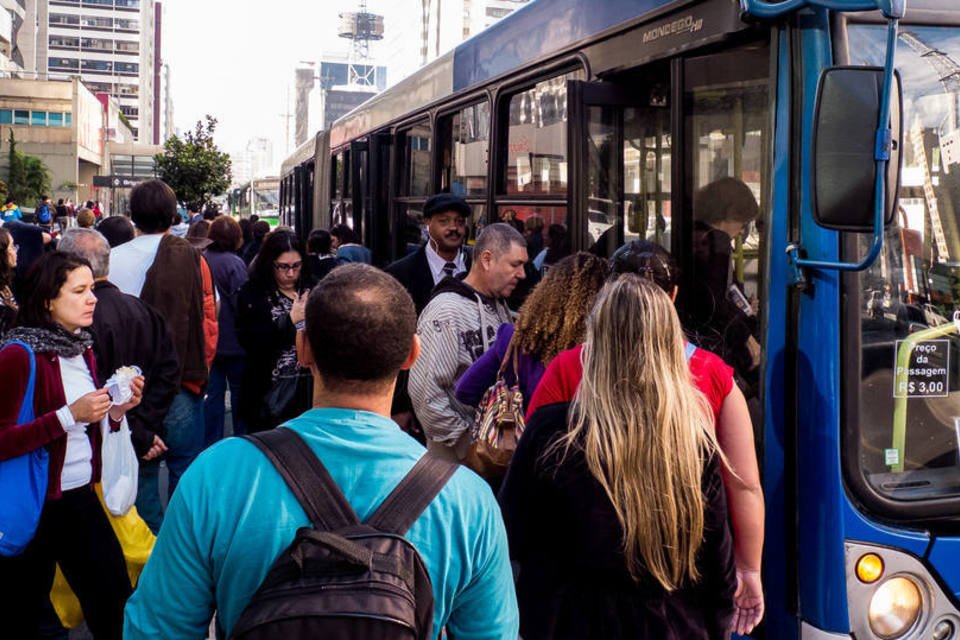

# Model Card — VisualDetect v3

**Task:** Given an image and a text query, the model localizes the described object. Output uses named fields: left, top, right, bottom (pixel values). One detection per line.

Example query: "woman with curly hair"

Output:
left=455, top=251, right=607, bottom=411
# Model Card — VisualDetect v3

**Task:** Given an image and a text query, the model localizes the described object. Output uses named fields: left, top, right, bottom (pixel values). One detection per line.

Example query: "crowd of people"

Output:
left=0, top=180, right=765, bottom=639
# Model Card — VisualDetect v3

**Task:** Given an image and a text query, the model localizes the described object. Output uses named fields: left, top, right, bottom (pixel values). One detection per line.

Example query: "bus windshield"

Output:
left=848, top=24, right=960, bottom=508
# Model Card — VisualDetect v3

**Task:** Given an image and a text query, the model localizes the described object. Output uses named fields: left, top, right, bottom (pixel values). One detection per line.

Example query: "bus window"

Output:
left=505, top=72, right=582, bottom=196
left=682, top=42, right=772, bottom=415
left=440, top=101, right=490, bottom=196
left=848, top=25, right=960, bottom=507
left=625, top=106, right=671, bottom=249
left=399, top=121, right=432, bottom=197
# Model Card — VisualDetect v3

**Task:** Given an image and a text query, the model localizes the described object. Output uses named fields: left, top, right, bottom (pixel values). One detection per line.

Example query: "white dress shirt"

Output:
left=424, top=240, right=467, bottom=285
left=109, top=233, right=164, bottom=297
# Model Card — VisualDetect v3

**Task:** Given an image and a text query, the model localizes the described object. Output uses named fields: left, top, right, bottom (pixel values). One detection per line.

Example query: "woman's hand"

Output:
left=290, top=289, right=309, bottom=325
left=108, top=375, right=144, bottom=422
left=731, top=567, right=764, bottom=635
left=69, top=389, right=112, bottom=424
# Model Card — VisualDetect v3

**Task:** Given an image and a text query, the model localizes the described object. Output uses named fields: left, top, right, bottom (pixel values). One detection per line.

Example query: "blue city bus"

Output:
left=280, top=1, right=960, bottom=637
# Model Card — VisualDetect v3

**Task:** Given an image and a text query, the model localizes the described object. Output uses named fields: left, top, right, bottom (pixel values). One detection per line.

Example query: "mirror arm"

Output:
left=740, top=0, right=904, bottom=19
left=787, top=17, right=901, bottom=285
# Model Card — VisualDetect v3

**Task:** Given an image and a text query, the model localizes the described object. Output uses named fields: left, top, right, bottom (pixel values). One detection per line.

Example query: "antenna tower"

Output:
left=338, top=0, right=384, bottom=87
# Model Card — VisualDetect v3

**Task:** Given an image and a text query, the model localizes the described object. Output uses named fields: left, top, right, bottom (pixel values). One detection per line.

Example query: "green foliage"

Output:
left=154, top=115, right=232, bottom=209
left=6, top=130, right=51, bottom=205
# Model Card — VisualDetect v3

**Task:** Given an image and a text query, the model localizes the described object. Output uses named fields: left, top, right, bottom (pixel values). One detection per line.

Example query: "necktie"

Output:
left=443, top=262, right=456, bottom=279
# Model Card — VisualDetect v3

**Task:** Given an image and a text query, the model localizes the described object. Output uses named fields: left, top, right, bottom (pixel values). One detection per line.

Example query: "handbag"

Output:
left=264, top=374, right=300, bottom=421
left=100, top=415, right=139, bottom=516
left=50, top=484, right=156, bottom=628
left=466, top=340, right=526, bottom=481
left=0, top=341, right=49, bottom=557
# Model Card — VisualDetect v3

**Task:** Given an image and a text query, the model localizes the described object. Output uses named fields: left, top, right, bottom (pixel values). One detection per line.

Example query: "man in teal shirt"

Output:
left=124, top=264, right=519, bottom=639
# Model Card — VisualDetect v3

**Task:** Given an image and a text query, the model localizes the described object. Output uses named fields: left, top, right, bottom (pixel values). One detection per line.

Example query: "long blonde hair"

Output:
left=557, top=275, right=719, bottom=590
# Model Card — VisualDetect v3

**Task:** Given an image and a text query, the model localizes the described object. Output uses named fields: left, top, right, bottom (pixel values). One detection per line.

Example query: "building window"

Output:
left=49, top=57, right=80, bottom=71
left=48, top=112, right=64, bottom=127
left=50, top=13, right=81, bottom=26
left=82, top=59, right=113, bottom=73
left=49, top=36, right=80, bottom=49
left=0, top=110, right=11, bottom=125
left=13, top=110, right=28, bottom=125
left=65, top=113, right=72, bottom=126
left=30, top=111, right=46, bottom=127
left=115, top=62, right=138, bottom=75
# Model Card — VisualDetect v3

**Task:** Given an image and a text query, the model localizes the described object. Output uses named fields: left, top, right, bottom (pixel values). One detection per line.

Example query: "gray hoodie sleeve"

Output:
left=409, top=295, right=476, bottom=448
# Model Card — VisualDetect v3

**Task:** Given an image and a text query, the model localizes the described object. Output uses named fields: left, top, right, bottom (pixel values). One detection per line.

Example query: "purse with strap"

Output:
left=466, top=339, right=525, bottom=481
left=0, top=340, right=49, bottom=556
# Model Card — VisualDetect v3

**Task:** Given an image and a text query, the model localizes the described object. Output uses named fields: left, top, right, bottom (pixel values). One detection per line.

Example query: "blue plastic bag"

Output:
left=0, top=340, right=49, bottom=556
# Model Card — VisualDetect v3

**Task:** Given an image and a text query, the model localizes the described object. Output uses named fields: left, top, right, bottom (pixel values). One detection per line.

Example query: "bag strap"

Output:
left=497, top=334, right=522, bottom=386
left=243, top=427, right=359, bottom=530
left=366, top=451, right=458, bottom=535
left=5, top=341, right=36, bottom=423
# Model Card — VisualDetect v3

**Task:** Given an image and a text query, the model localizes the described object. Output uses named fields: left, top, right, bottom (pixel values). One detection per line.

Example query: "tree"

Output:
left=6, top=130, right=50, bottom=205
left=154, top=115, right=232, bottom=209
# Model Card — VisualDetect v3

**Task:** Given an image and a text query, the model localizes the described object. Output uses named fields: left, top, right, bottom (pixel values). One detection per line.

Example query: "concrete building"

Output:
left=0, top=76, right=128, bottom=206
left=0, top=0, right=28, bottom=74
left=30, top=0, right=159, bottom=144
left=230, top=136, right=274, bottom=186
left=382, top=0, right=529, bottom=84
left=95, top=139, right=161, bottom=214
left=293, top=55, right=386, bottom=144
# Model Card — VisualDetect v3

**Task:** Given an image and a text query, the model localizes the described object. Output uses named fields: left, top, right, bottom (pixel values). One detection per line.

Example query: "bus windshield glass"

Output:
left=848, top=25, right=960, bottom=507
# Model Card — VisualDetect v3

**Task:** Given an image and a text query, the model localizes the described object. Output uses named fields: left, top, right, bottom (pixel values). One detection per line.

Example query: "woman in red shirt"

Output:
left=525, top=241, right=765, bottom=636
left=0, top=251, right=143, bottom=639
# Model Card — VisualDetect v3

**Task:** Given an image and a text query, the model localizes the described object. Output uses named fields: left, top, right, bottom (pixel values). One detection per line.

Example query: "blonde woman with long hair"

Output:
left=500, top=275, right=736, bottom=639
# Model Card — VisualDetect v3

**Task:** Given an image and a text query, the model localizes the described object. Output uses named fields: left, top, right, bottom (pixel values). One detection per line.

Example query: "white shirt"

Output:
left=109, top=233, right=164, bottom=297
left=56, top=355, right=94, bottom=490
left=424, top=240, right=466, bottom=285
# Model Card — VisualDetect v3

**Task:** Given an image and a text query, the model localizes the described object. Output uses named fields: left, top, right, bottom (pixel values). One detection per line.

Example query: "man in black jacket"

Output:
left=385, top=193, right=472, bottom=315
left=59, top=228, right=180, bottom=533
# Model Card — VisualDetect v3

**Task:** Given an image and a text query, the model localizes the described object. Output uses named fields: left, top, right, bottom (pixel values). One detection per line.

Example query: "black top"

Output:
left=499, top=402, right=736, bottom=640
left=90, top=280, right=180, bottom=457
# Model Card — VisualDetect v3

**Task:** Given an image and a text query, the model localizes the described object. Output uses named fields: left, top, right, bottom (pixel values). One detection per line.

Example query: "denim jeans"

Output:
left=163, top=388, right=204, bottom=502
left=135, top=459, right=163, bottom=535
left=204, top=354, right=246, bottom=445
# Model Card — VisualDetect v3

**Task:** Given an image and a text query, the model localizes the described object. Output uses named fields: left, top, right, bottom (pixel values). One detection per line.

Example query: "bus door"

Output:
left=571, top=40, right=777, bottom=635
left=350, top=139, right=369, bottom=245
left=568, top=69, right=672, bottom=259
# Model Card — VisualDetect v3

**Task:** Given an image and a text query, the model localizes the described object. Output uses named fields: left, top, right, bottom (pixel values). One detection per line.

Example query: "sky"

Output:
left=162, top=0, right=399, bottom=165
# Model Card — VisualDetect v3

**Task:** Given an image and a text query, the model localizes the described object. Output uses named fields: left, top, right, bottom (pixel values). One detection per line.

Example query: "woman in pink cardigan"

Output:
left=0, top=251, right=143, bottom=639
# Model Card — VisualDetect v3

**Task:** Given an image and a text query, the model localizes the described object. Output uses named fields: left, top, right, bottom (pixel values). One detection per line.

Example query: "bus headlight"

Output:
left=868, top=576, right=922, bottom=638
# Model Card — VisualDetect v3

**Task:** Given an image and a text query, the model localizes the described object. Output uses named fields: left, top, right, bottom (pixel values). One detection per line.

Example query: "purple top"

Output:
left=455, top=323, right=546, bottom=412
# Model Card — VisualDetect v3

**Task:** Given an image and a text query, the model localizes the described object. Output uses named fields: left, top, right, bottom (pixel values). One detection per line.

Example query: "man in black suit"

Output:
left=385, top=193, right=472, bottom=442
left=385, top=193, right=471, bottom=315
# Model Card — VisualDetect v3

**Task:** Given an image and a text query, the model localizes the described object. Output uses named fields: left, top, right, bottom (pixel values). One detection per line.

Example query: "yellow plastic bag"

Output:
left=49, top=484, right=156, bottom=628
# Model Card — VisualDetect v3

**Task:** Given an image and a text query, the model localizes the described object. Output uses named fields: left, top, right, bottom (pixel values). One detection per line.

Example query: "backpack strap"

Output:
left=243, top=427, right=359, bottom=530
left=366, top=452, right=458, bottom=535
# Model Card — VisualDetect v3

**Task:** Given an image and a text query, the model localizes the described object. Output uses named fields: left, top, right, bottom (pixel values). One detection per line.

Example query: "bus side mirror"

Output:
left=812, top=67, right=902, bottom=232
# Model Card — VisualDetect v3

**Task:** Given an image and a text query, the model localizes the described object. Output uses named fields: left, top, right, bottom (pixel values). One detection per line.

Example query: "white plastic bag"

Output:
left=100, top=416, right=138, bottom=516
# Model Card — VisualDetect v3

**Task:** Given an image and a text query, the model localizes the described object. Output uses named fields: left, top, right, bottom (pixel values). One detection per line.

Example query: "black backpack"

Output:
left=230, top=427, right=458, bottom=640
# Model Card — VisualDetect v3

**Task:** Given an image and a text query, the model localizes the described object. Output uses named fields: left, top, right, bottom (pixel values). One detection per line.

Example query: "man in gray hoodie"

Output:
left=410, top=223, right=527, bottom=459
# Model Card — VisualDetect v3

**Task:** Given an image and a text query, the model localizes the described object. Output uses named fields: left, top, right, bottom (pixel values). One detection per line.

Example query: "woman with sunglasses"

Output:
left=236, top=229, right=314, bottom=431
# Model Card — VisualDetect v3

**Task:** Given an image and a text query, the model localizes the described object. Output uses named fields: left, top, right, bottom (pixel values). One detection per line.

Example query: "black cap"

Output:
left=423, top=193, right=471, bottom=219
